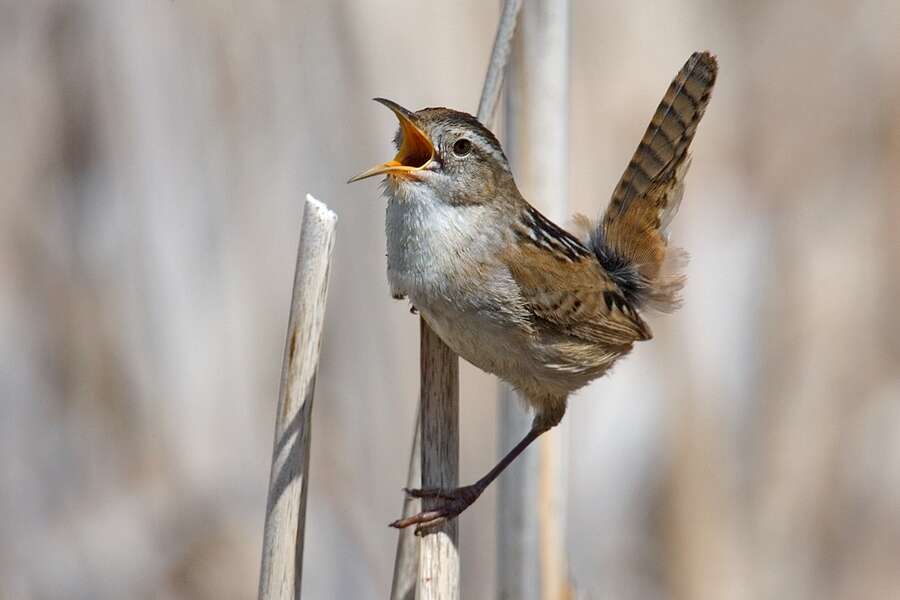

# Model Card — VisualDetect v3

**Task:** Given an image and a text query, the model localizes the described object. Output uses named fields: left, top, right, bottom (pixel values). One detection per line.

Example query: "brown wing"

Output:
left=502, top=241, right=652, bottom=347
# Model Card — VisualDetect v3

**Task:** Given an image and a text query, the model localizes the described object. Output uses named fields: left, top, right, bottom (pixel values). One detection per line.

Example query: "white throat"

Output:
left=384, top=182, right=496, bottom=303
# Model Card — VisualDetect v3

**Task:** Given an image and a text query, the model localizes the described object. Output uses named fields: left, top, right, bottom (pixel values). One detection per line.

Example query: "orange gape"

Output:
left=347, top=98, right=434, bottom=182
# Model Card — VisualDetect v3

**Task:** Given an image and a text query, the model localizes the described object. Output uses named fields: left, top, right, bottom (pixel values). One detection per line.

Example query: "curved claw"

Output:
left=389, top=510, right=448, bottom=534
left=389, top=484, right=484, bottom=534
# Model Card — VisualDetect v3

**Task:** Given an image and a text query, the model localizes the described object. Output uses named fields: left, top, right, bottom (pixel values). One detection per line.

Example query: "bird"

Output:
left=348, top=51, right=718, bottom=533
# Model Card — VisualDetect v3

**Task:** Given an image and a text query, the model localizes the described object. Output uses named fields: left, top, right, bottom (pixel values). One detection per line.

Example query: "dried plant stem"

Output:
left=416, top=321, right=461, bottom=600
left=478, top=0, right=525, bottom=125
left=390, top=403, right=421, bottom=600
left=258, top=195, right=337, bottom=600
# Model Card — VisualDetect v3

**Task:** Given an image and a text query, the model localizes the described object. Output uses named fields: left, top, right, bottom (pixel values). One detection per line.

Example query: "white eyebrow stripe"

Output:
left=469, top=133, right=510, bottom=171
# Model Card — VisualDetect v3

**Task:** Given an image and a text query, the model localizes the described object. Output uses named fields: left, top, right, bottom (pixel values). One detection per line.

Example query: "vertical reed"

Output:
left=258, top=195, right=337, bottom=600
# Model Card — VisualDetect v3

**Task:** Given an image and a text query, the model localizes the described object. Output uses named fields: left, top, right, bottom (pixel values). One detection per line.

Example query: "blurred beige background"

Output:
left=2, top=1, right=900, bottom=599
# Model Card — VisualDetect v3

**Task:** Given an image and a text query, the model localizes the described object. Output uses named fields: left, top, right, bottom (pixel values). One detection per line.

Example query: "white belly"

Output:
left=419, top=300, right=528, bottom=379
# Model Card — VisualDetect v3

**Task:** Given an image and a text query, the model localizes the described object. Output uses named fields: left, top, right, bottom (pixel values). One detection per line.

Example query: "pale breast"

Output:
left=384, top=186, right=533, bottom=362
left=384, top=186, right=506, bottom=305
left=383, top=185, right=624, bottom=399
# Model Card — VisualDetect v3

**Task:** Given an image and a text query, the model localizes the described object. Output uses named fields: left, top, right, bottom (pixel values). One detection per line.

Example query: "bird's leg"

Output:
left=389, top=421, right=550, bottom=535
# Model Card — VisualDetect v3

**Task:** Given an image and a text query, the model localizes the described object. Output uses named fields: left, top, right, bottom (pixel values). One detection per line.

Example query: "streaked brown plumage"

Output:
left=596, top=51, right=717, bottom=310
left=349, top=51, right=718, bottom=532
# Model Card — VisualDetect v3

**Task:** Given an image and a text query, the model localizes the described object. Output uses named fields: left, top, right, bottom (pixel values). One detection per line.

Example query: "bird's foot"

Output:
left=389, top=484, right=484, bottom=535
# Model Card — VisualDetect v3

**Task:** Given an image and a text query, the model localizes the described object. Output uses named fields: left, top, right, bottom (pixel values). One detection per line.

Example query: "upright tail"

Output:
left=583, top=51, right=718, bottom=312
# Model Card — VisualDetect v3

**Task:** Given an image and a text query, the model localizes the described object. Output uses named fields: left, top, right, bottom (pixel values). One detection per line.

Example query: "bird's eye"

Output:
left=452, top=138, right=473, bottom=157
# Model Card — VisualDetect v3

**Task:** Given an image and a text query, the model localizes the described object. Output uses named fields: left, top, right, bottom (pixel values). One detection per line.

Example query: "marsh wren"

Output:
left=349, top=52, right=718, bottom=532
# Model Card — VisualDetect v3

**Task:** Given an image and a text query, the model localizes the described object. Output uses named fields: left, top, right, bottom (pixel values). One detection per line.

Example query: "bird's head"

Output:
left=348, top=98, right=514, bottom=204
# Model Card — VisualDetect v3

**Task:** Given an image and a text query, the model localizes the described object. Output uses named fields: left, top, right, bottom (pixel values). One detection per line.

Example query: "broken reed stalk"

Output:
left=502, top=1, right=571, bottom=598
left=258, top=194, right=337, bottom=600
left=390, top=2, right=524, bottom=599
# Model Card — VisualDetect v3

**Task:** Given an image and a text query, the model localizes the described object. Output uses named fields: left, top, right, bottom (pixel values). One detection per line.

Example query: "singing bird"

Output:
left=349, top=52, right=718, bottom=532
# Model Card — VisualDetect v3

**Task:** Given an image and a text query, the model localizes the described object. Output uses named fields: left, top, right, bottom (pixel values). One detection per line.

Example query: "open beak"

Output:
left=347, top=98, right=435, bottom=183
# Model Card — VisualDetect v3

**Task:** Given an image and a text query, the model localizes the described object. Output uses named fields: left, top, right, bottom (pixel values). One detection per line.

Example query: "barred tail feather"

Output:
left=589, top=51, right=717, bottom=312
